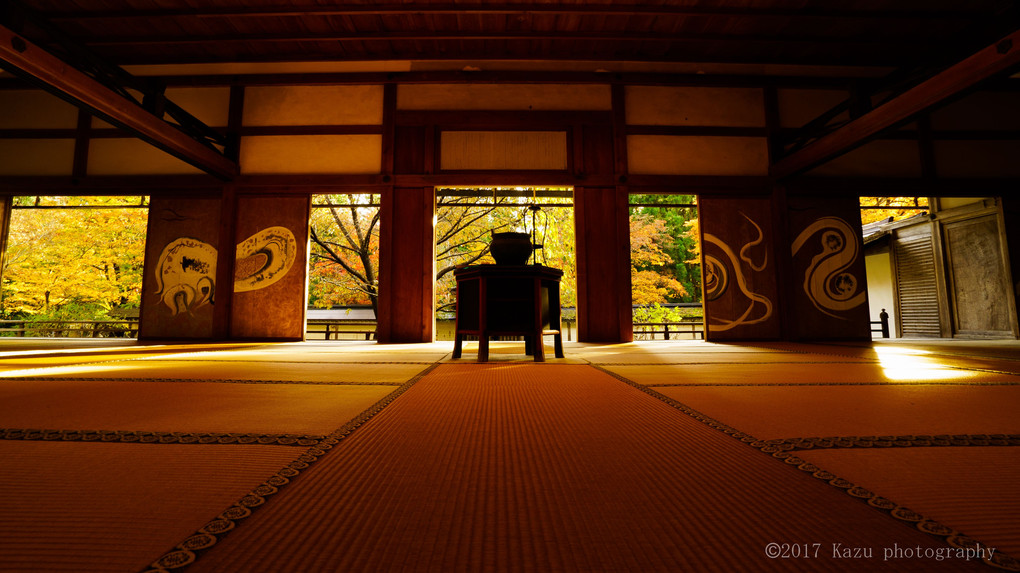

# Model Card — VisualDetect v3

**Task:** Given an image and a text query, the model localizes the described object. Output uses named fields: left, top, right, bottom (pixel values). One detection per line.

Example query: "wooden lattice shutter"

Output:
left=893, top=230, right=941, bottom=337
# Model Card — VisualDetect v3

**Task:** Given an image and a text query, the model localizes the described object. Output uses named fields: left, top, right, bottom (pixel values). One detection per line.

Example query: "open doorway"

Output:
left=434, top=186, right=576, bottom=341
left=628, top=193, right=703, bottom=340
left=306, top=193, right=380, bottom=340
left=1, top=196, right=148, bottom=337
left=860, top=196, right=931, bottom=339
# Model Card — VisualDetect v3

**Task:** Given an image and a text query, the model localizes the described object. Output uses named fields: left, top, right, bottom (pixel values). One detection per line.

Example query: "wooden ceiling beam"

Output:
left=85, top=31, right=924, bottom=48
left=43, top=4, right=988, bottom=21
left=0, top=23, right=239, bottom=180
left=771, top=27, right=1020, bottom=179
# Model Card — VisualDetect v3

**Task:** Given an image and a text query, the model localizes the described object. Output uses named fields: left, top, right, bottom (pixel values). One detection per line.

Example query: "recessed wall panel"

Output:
left=776, top=89, right=849, bottom=128
left=440, top=131, right=567, bottom=170
left=0, top=140, right=74, bottom=175
left=398, top=84, right=611, bottom=110
left=625, top=86, right=765, bottom=127
left=627, top=135, right=768, bottom=175
left=930, top=91, right=1020, bottom=131
left=243, top=85, right=384, bottom=126
left=0, top=90, right=79, bottom=129
left=88, top=139, right=204, bottom=175
left=934, top=141, right=1020, bottom=177
left=164, top=87, right=231, bottom=127
left=808, top=140, right=922, bottom=177
left=240, top=135, right=382, bottom=174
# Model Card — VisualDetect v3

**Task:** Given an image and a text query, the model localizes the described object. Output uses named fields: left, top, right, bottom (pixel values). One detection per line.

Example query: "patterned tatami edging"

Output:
left=0, top=429, right=325, bottom=446
left=595, top=358, right=881, bottom=362
left=141, top=362, right=441, bottom=573
left=642, top=380, right=1020, bottom=387
left=772, top=434, right=1020, bottom=450
left=589, top=364, right=1020, bottom=572
left=135, top=359, right=439, bottom=365
left=0, top=376, right=403, bottom=386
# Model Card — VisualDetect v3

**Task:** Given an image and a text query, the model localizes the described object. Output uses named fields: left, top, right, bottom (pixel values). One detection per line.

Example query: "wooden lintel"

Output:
left=0, top=24, right=239, bottom=180
left=772, top=27, right=1020, bottom=179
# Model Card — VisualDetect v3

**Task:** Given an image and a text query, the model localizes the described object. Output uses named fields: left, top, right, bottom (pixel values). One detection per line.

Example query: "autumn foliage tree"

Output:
left=629, top=195, right=701, bottom=305
left=307, top=189, right=579, bottom=320
left=630, top=214, right=687, bottom=305
left=1, top=196, right=147, bottom=324
left=859, top=196, right=929, bottom=225
left=434, top=191, right=576, bottom=315
left=308, top=194, right=380, bottom=315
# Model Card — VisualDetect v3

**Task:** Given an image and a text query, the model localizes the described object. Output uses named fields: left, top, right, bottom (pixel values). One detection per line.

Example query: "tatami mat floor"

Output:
left=0, top=338, right=1017, bottom=572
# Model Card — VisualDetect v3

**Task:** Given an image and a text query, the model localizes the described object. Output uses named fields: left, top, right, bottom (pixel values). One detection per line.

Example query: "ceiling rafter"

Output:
left=41, top=4, right=994, bottom=22
left=82, top=30, right=929, bottom=48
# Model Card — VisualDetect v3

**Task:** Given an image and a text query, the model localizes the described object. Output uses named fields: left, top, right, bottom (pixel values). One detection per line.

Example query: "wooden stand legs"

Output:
left=454, top=332, right=563, bottom=362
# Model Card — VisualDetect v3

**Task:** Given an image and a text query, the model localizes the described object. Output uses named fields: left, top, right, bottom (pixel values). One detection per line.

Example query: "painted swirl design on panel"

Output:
left=155, top=238, right=217, bottom=316
left=704, top=212, right=773, bottom=332
left=791, top=216, right=866, bottom=319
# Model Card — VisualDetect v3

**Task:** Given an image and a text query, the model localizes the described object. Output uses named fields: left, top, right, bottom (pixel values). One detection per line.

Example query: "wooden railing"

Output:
left=306, top=319, right=377, bottom=340
left=871, top=310, right=891, bottom=338
left=0, top=317, right=703, bottom=341
left=0, top=319, right=139, bottom=338
left=633, top=321, right=704, bottom=340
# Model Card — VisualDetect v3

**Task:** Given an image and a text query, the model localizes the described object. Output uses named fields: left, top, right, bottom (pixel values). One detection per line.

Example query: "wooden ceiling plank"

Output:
left=771, top=27, right=1020, bottom=179
left=42, top=4, right=991, bottom=21
left=0, top=23, right=239, bottom=179
left=81, top=30, right=932, bottom=48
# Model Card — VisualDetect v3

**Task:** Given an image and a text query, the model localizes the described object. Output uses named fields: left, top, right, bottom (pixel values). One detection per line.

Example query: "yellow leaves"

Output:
left=2, top=201, right=147, bottom=317
left=631, top=270, right=687, bottom=305
left=859, top=196, right=928, bottom=225
left=630, top=215, right=675, bottom=268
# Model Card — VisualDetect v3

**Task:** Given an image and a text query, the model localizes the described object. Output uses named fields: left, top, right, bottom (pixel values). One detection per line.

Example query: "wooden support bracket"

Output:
left=771, top=27, right=1020, bottom=179
left=0, top=23, right=239, bottom=180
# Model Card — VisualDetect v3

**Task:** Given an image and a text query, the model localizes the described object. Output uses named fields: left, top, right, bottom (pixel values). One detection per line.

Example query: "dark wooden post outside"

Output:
left=995, top=196, right=1020, bottom=339
left=0, top=195, right=12, bottom=306
left=214, top=185, right=237, bottom=339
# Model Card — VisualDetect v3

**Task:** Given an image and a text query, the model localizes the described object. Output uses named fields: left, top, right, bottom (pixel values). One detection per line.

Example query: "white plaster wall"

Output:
left=865, top=250, right=897, bottom=337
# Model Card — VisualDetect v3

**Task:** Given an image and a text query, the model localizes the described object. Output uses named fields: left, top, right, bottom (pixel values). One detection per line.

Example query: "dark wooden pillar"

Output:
left=213, top=185, right=237, bottom=339
left=572, top=85, right=632, bottom=343
left=0, top=195, right=12, bottom=291
left=377, top=186, right=435, bottom=343
left=379, top=99, right=437, bottom=343
left=998, top=196, right=1020, bottom=336
left=574, top=186, right=632, bottom=342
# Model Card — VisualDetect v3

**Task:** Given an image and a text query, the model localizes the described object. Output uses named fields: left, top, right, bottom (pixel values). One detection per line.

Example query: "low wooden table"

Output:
left=452, top=264, right=564, bottom=362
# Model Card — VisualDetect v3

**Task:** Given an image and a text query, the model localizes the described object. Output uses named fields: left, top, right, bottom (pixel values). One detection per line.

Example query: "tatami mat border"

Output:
left=0, top=376, right=403, bottom=386
left=641, top=380, right=1020, bottom=387
left=590, top=364, right=1020, bottom=572
left=0, top=429, right=325, bottom=446
left=593, top=360, right=880, bottom=366
left=768, top=434, right=1020, bottom=450
left=142, top=362, right=441, bottom=573
left=135, top=359, right=439, bottom=365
